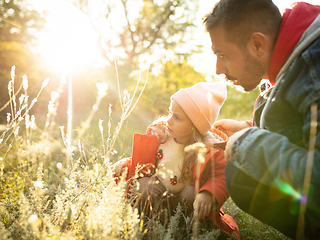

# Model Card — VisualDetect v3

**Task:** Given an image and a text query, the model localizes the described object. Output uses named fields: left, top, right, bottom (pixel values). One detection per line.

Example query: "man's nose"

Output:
left=216, top=59, right=227, bottom=75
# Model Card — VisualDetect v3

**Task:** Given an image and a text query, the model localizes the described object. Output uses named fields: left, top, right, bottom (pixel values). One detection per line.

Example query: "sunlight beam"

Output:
left=34, top=0, right=104, bottom=73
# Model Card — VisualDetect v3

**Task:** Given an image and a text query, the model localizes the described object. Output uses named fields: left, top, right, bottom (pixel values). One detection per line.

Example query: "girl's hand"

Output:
left=112, top=158, right=129, bottom=177
left=150, top=125, right=168, bottom=144
left=193, top=191, right=217, bottom=219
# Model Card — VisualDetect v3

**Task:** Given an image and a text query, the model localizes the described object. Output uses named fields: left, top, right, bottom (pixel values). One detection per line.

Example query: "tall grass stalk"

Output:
left=0, top=66, right=291, bottom=240
left=296, top=103, right=317, bottom=240
left=0, top=65, right=148, bottom=239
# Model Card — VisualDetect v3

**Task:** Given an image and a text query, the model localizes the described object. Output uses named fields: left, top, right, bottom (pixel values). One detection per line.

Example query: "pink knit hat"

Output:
left=171, top=81, right=227, bottom=135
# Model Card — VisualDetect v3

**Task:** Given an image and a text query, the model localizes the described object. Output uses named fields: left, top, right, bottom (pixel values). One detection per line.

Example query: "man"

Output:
left=203, top=0, right=320, bottom=239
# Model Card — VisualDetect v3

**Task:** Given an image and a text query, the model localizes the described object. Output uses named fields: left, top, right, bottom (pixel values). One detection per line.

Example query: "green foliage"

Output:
left=0, top=68, right=291, bottom=240
left=219, top=85, right=260, bottom=121
left=223, top=198, right=290, bottom=240
left=0, top=0, right=46, bottom=122
left=0, top=0, right=44, bottom=42
left=66, top=0, right=201, bottom=114
left=140, top=60, right=206, bottom=117
left=70, top=0, right=199, bottom=69
left=0, top=67, right=143, bottom=239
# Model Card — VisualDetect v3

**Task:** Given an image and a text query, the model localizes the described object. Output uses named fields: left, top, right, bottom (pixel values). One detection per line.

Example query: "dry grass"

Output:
left=0, top=67, right=290, bottom=239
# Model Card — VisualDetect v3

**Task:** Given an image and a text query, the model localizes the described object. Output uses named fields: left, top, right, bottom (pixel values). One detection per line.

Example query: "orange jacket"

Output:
left=114, top=127, right=240, bottom=239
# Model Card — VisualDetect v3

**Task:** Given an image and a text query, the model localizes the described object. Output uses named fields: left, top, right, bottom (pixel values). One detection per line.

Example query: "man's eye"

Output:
left=218, top=54, right=224, bottom=59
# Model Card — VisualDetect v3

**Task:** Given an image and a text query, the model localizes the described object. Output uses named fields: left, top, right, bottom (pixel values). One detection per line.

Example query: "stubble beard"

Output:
left=226, top=53, right=265, bottom=92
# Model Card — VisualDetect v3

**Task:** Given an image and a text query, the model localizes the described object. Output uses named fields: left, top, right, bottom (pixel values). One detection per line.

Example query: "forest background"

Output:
left=0, top=0, right=259, bottom=146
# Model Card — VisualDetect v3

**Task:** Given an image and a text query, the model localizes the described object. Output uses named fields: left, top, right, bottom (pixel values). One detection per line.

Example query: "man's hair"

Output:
left=203, top=0, right=282, bottom=46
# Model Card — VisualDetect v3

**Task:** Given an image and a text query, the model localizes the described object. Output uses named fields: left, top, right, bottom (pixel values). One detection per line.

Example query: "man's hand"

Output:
left=214, top=119, right=251, bottom=137
left=193, top=191, right=217, bottom=219
left=225, top=128, right=251, bottom=162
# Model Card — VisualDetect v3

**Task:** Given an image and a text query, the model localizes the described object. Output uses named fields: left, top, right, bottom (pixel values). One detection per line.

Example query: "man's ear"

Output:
left=247, top=32, right=268, bottom=59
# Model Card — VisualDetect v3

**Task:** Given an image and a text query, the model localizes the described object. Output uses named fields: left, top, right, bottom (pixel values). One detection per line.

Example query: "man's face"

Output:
left=209, top=26, right=266, bottom=92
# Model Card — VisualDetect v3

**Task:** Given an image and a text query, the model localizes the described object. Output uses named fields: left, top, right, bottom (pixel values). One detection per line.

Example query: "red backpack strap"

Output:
left=208, top=207, right=241, bottom=239
left=128, top=133, right=158, bottom=178
left=125, top=162, right=155, bottom=199
left=125, top=133, right=159, bottom=199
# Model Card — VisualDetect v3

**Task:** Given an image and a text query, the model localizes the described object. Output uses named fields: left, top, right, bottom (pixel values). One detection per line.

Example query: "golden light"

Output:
left=33, top=0, right=104, bottom=73
left=29, top=0, right=108, bottom=169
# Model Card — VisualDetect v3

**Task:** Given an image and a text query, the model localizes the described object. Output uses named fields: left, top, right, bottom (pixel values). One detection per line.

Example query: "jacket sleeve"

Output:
left=229, top=124, right=320, bottom=187
left=228, top=45, right=320, bottom=213
left=199, top=148, right=229, bottom=208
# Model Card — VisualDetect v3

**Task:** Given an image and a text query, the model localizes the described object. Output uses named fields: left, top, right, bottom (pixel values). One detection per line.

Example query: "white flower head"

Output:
left=34, top=181, right=43, bottom=188
left=10, top=65, right=15, bottom=81
left=7, top=113, right=11, bottom=123
left=41, top=78, right=50, bottom=89
left=57, top=162, right=63, bottom=169
left=30, top=115, right=36, bottom=129
left=22, top=74, right=28, bottom=90
left=96, top=82, right=108, bottom=97
left=51, top=91, right=59, bottom=102
left=8, top=81, right=13, bottom=94
left=123, top=89, right=130, bottom=101
left=19, top=94, right=25, bottom=105
left=99, top=119, right=103, bottom=133
left=14, top=126, right=19, bottom=136
left=28, top=215, right=38, bottom=223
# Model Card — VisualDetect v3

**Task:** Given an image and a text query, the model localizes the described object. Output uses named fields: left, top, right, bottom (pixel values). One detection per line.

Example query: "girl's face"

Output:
left=166, top=100, right=194, bottom=144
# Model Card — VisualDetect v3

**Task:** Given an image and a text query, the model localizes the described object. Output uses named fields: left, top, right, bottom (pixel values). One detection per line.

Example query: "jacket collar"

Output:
left=269, top=2, right=320, bottom=85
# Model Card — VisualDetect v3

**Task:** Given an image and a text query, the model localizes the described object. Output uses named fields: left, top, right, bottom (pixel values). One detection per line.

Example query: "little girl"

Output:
left=112, top=81, right=240, bottom=239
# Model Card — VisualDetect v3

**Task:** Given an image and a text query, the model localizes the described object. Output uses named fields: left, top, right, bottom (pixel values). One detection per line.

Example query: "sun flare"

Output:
left=34, top=0, right=104, bottom=73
